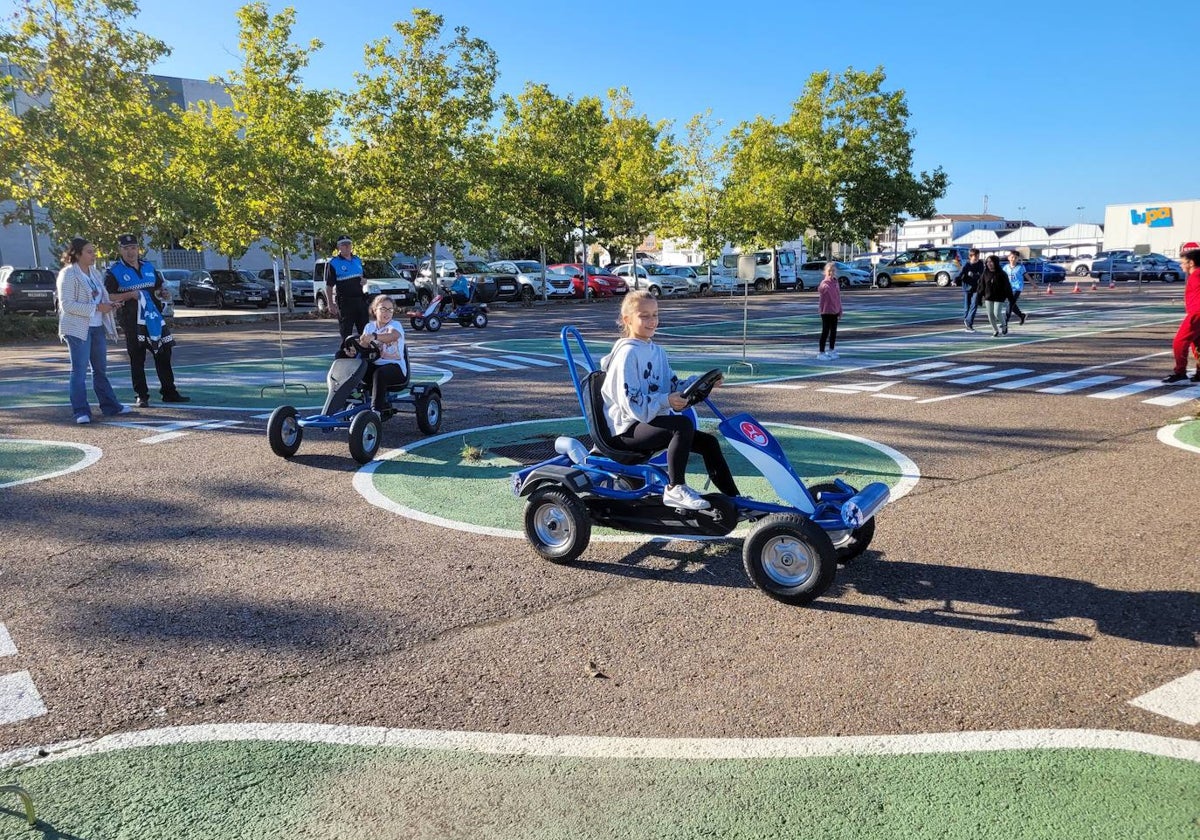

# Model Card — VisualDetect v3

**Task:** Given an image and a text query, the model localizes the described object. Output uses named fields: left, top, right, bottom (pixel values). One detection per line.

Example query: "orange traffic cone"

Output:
left=1071, top=279, right=1081, bottom=293
left=1046, top=283, right=1053, bottom=295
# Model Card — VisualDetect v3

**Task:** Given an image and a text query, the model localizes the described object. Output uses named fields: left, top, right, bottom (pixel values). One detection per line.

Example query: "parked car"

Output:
left=610, top=262, right=690, bottom=297
left=660, top=264, right=735, bottom=296
left=313, top=258, right=416, bottom=312
left=547, top=263, right=628, bottom=298
left=1018, top=258, right=1067, bottom=285
left=874, top=246, right=969, bottom=287
left=158, top=269, right=189, bottom=303
left=180, top=269, right=273, bottom=308
left=454, top=258, right=521, bottom=303
left=488, top=260, right=574, bottom=301
left=1089, top=252, right=1183, bottom=283
left=797, top=260, right=873, bottom=289
left=0, top=266, right=57, bottom=314
left=257, top=268, right=316, bottom=306
left=1072, top=250, right=1131, bottom=277
left=418, top=258, right=457, bottom=280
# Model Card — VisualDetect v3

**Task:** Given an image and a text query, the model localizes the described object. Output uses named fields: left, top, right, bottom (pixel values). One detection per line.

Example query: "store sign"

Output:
left=1130, top=206, right=1174, bottom=228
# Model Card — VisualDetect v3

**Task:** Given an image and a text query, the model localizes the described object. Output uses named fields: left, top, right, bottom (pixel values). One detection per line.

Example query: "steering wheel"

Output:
left=679, top=368, right=722, bottom=407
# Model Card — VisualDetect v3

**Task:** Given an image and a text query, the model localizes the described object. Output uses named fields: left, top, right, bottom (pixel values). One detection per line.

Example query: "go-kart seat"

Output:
left=581, top=369, right=660, bottom=466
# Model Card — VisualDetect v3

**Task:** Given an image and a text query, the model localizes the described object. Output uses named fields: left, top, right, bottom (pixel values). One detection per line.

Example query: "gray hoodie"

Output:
left=600, top=337, right=681, bottom=435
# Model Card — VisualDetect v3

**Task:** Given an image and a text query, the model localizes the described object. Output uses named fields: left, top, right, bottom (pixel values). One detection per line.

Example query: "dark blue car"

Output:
left=1020, top=258, right=1066, bottom=284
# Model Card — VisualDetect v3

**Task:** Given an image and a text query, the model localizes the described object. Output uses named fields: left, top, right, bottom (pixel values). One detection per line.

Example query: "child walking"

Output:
left=817, top=262, right=843, bottom=360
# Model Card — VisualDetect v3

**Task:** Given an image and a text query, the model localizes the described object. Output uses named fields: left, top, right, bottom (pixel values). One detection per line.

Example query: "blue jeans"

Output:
left=963, top=288, right=978, bottom=326
left=66, top=326, right=122, bottom=418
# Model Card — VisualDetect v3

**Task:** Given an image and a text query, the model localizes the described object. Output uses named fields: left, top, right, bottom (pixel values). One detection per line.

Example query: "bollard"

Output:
left=0, top=784, right=36, bottom=827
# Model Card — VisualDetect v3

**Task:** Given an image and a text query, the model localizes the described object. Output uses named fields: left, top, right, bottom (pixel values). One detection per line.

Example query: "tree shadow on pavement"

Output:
left=824, top=555, right=1199, bottom=648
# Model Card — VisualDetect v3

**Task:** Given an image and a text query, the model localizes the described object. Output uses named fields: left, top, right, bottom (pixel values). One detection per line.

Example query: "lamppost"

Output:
left=1076, top=206, right=1085, bottom=224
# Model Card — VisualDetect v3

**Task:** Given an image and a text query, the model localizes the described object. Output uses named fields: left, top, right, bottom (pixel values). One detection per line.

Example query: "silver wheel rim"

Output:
left=360, top=421, right=379, bottom=452
left=280, top=416, right=299, bottom=447
left=761, top=533, right=816, bottom=587
left=425, top=400, right=440, bottom=427
left=533, top=502, right=574, bottom=550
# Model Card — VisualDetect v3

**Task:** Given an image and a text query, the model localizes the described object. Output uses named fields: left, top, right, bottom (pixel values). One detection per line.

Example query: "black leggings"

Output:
left=369, top=363, right=408, bottom=411
left=819, top=313, right=839, bottom=352
left=616, top=414, right=739, bottom=495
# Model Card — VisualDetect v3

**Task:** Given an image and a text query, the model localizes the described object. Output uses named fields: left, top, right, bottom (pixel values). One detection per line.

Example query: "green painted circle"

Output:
left=0, top=439, right=102, bottom=488
left=360, top=418, right=917, bottom=537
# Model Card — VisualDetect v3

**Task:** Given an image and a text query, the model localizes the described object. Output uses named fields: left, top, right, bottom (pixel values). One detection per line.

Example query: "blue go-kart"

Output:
left=267, top=337, right=443, bottom=464
left=511, top=327, right=889, bottom=605
left=408, top=275, right=491, bottom=332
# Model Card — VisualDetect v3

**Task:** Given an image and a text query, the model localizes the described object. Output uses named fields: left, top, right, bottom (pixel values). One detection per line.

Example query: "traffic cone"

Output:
left=1046, top=283, right=1053, bottom=295
left=1072, top=279, right=1081, bottom=293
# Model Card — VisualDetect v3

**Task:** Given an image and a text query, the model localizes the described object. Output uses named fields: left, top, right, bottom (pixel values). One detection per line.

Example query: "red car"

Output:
left=547, top=263, right=628, bottom=298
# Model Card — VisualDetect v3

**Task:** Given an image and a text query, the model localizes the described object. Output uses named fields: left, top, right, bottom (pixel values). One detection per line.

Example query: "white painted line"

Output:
left=1144, top=385, right=1200, bottom=406
left=0, top=439, right=103, bottom=489
left=825, top=382, right=897, bottom=393
left=0, top=624, right=15, bottom=658
left=818, top=387, right=863, bottom=394
left=1089, top=380, right=1165, bottom=400
left=948, top=368, right=1034, bottom=385
left=141, top=431, right=191, bottom=444
left=916, top=388, right=994, bottom=404
left=872, top=393, right=918, bottom=401
left=752, top=384, right=809, bottom=390
left=991, top=371, right=1081, bottom=390
left=911, top=365, right=993, bottom=380
left=873, top=362, right=954, bottom=377
left=1158, top=421, right=1200, bottom=454
left=501, top=355, right=559, bottom=367
left=1129, top=670, right=1200, bottom=725
left=1038, top=375, right=1124, bottom=394
left=440, top=359, right=493, bottom=372
left=193, top=420, right=244, bottom=431
left=250, top=412, right=273, bottom=420
left=473, top=357, right=527, bottom=370
left=0, top=671, right=47, bottom=725
left=2, top=724, right=1197, bottom=767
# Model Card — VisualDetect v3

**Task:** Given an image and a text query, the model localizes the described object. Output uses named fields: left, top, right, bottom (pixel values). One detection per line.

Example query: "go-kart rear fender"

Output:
left=515, top=463, right=593, bottom=498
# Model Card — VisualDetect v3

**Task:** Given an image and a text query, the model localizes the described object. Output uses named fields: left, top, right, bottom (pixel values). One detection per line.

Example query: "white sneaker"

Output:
left=75, top=414, right=91, bottom=424
left=816, top=351, right=831, bottom=361
left=828, top=349, right=839, bottom=359
left=663, top=484, right=711, bottom=510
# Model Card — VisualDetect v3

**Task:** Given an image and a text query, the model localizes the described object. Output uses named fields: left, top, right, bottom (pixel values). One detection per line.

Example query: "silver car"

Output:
left=797, top=261, right=873, bottom=289
left=611, top=263, right=690, bottom=297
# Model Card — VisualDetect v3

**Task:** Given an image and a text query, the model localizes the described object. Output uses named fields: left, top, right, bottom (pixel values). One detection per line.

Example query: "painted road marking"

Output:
left=916, top=388, right=994, bottom=404
left=875, top=362, right=955, bottom=376
left=911, top=364, right=993, bottom=380
left=991, top=371, right=1079, bottom=390
left=1144, top=385, right=1200, bottom=406
left=752, top=383, right=810, bottom=390
left=501, top=354, right=560, bottom=367
left=948, top=367, right=1035, bottom=385
left=472, top=356, right=527, bottom=370
left=1038, top=375, right=1124, bottom=394
left=1129, top=670, right=1200, bottom=725
left=1089, top=380, right=1164, bottom=400
left=872, top=393, right=918, bottom=401
left=0, top=623, right=15, bottom=658
left=0, top=439, right=102, bottom=489
left=440, top=358, right=493, bottom=372
left=0, top=671, right=46, bottom=726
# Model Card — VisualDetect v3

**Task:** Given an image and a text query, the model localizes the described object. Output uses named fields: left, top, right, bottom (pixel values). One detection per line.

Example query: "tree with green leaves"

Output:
left=485, top=82, right=603, bottom=264
left=0, top=0, right=182, bottom=254
left=173, top=3, right=339, bottom=306
left=343, top=8, right=497, bottom=264
left=592, top=87, right=677, bottom=265
left=659, top=110, right=730, bottom=283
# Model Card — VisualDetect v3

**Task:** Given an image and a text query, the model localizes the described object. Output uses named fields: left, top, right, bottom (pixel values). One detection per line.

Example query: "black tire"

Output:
left=315, top=293, right=329, bottom=316
left=348, top=410, right=382, bottom=464
left=1074, top=265, right=1089, bottom=277
left=810, top=482, right=876, bottom=563
left=415, top=390, right=442, bottom=434
left=459, top=317, right=472, bottom=328
left=215, top=292, right=226, bottom=309
left=410, top=316, right=425, bottom=330
left=742, top=514, right=837, bottom=605
left=426, top=315, right=442, bottom=332
left=524, top=487, right=591, bottom=564
left=794, top=279, right=805, bottom=292
left=699, top=283, right=710, bottom=296
left=472, top=311, right=488, bottom=328
left=267, top=405, right=302, bottom=458
left=935, top=271, right=951, bottom=287
left=182, top=291, right=194, bottom=307
left=839, top=276, right=849, bottom=289
left=520, top=285, right=535, bottom=304
left=416, top=289, right=433, bottom=308
left=753, top=279, right=767, bottom=292
left=1162, top=272, right=1179, bottom=283
left=648, top=285, right=661, bottom=298
left=875, top=274, right=892, bottom=288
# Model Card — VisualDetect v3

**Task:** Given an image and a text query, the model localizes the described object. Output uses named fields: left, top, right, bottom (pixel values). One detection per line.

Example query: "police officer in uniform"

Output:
left=325, top=235, right=369, bottom=338
left=104, top=233, right=189, bottom=408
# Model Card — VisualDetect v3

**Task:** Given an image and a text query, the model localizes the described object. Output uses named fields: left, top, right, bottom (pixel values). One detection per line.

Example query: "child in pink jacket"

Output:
left=817, top=262, right=843, bottom=360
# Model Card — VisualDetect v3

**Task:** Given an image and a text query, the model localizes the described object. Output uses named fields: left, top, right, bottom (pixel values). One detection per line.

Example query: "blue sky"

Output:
left=125, top=0, right=1197, bottom=227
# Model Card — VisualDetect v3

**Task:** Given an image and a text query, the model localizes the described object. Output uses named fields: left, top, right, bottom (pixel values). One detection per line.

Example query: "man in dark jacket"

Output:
left=954, top=248, right=984, bottom=331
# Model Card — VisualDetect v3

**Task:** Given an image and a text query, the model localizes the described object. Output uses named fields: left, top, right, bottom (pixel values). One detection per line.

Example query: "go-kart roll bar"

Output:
left=562, top=326, right=599, bottom=420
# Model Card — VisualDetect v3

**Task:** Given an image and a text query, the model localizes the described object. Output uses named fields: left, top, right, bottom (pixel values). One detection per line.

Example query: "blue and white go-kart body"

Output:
left=511, top=326, right=889, bottom=605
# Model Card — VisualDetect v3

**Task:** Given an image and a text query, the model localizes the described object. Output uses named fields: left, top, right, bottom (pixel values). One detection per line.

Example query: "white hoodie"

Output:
left=600, top=337, right=681, bottom=435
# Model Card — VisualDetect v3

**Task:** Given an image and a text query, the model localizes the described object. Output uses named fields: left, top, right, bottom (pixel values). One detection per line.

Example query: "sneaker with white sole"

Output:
left=75, top=414, right=91, bottom=424
left=816, top=351, right=831, bottom=361
left=828, top=349, right=839, bottom=359
left=662, top=484, right=711, bottom=510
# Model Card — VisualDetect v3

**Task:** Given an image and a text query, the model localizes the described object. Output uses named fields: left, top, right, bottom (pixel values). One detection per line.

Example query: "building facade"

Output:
left=1101, top=200, right=1200, bottom=256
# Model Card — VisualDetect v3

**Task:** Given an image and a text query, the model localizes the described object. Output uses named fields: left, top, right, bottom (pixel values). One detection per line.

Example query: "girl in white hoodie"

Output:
left=600, top=291, right=739, bottom=510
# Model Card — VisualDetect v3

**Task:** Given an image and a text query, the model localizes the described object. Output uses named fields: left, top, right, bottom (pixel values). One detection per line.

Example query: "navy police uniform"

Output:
left=325, top=246, right=369, bottom=338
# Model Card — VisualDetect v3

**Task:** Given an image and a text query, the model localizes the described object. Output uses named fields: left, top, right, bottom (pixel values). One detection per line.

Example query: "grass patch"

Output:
left=0, top=313, right=58, bottom=344
left=460, top=439, right=485, bottom=462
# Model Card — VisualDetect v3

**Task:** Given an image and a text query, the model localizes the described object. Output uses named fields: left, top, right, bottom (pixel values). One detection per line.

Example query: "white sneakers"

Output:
left=817, top=350, right=840, bottom=361
left=75, top=415, right=90, bottom=424
left=663, top=484, right=711, bottom=510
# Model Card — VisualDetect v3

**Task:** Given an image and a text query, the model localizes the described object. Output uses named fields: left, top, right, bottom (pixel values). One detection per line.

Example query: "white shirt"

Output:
left=363, top=319, right=407, bottom=373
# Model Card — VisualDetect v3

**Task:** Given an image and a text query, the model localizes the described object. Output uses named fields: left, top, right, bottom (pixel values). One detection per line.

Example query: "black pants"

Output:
left=368, top=363, right=409, bottom=411
left=1005, top=290, right=1024, bottom=326
left=124, top=334, right=178, bottom=399
left=616, top=414, right=739, bottom=495
left=819, top=313, right=839, bottom=352
left=337, top=297, right=369, bottom=339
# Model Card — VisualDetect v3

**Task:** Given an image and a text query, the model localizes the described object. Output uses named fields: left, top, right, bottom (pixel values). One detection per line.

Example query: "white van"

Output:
left=721, top=248, right=799, bottom=292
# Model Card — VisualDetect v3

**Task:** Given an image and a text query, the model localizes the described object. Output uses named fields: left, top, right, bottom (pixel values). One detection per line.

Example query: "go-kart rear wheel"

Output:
left=415, top=390, right=442, bottom=435
left=524, top=487, right=591, bottom=564
left=472, top=311, right=488, bottom=328
left=810, top=482, right=876, bottom=563
left=348, top=410, right=382, bottom=464
left=743, top=514, right=836, bottom=605
left=410, top=316, right=425, bottom=330
left=267, top=405, right=302, bottom=458
left=426, top=314, right=442, bottom=332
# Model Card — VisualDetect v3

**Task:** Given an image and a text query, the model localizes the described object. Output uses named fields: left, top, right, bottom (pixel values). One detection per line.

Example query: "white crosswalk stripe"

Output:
left=0, top=622, right=47, bottom=726
left=1038, top=375, right=1124, bottom=394
left=948, top=368, right=1034, bottom=385
left=911, top=365, right=993, bottom=380
left=1143, top=385, right=1200, bottom=406
left=1089, top=380, right=1164, bottom=400
left=991, top=371, right=1078, bottom=390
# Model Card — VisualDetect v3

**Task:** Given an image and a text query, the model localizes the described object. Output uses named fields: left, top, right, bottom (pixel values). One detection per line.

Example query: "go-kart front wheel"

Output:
left=524, top=487, right=591, bottom=564
left=267, top=405, right=302, bottom=458
left=810, top=482, right=876, bottom=563
left=426, top=315, right=442, bottom=332
left=410, top=316, right=426, bottom=330
left=472, top=311, right=488, bottom=328
left=348, top=410, right=382, bottom=464
left=743, top=514, right=836, bottom=605
left=415, top=390, right=442, bottom=435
